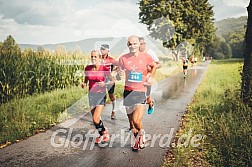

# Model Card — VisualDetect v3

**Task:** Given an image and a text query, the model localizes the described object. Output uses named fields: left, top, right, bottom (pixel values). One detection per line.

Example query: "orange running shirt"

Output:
left=118, top=52, right=154, bottom=92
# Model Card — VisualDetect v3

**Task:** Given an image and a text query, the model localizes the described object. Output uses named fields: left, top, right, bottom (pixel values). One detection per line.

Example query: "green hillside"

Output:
left=19, top=36, right=172, bottom=57
left=215, top=16, right=247, bottom=35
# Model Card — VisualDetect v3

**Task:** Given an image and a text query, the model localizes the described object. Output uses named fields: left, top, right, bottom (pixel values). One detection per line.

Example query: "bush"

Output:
left=214, top=52, right=225, bottom=59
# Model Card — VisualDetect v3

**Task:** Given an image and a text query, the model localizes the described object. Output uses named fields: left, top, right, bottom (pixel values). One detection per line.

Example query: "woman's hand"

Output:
left=81, top=82, right=87, bottom=89
left=97, top=82, right=106, bottom=87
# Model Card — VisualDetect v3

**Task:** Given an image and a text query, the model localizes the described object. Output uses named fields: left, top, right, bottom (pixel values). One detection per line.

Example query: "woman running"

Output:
left=81, top=50, right=115, bottom=144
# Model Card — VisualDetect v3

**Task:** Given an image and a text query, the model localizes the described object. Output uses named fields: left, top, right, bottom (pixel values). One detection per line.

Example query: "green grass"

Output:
left=163, top=59, right=252, bottom=166
left=0, top=86, right=87, bottom=145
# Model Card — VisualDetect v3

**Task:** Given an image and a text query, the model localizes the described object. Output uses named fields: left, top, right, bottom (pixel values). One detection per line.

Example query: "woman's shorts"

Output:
left=123, top=90, right=146, bottom=107
left=88, top=92, right=106, bottom=107
left=107, top=83, right=115, bottom=94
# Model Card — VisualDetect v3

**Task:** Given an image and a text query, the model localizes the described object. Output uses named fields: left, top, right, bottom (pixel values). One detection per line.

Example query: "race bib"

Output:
left=128, top=71, right=143, bottom=82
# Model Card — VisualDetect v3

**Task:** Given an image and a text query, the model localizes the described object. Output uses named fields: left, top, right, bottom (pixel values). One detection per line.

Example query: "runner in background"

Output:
left=116, top=35, right=156, bottom=151
left=194, top=56, right=198, bottom=65
left=182, top=57, right=189, bottom=78
left=139, top=37, right=161, bottom=114
left=100, top=44, right=118, bottom=119
left=190, top=54, right=195, bottom=67
left=81, top=50, right=115, bottom=144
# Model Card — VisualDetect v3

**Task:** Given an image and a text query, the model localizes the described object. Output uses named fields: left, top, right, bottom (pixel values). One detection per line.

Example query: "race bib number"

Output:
left=128, top=71, right=143, bottom=82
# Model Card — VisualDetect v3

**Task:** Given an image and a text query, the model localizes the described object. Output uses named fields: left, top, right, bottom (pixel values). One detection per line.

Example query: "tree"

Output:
left=0, top=35, right=21, bottom=56
left=138, top=0, right=216, bottom=56
left=220, top=42, right=232, bottom=59
left=241, top=0, right=252, bottom=106
left=222, top=30, right=245, bottom=58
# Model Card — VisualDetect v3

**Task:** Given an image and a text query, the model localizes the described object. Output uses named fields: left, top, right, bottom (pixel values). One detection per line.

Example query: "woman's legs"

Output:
left=91, top=105, right=106, bottom=136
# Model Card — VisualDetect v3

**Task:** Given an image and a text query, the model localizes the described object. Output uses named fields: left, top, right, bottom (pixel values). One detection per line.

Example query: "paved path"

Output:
left=0, top=62, right=210, bottom=167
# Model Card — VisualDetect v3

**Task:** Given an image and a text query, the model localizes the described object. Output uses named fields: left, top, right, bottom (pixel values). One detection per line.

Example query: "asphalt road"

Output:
left=0, top=61, right=210, bottom=167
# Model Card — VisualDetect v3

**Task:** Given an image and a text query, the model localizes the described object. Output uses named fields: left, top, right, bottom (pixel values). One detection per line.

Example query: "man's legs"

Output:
left=109, top=93, right=116, bottom=119
left=108, top=84, right=116, bottom=119
left=131, top=104, right=146, bottom=150
left=146, top=86, right=154, bottom=114
left=132, top=104, right=145, bottom=134
left=126, top=106, right=134, bottom=131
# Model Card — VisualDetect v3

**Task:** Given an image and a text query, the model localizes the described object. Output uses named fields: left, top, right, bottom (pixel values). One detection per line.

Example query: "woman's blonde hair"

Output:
left=91, top=50, right=102, bottom=58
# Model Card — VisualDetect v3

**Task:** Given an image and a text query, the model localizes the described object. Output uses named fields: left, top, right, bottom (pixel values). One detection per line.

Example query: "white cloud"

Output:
left=223, top=0, right=249, bottom=7
left=0, top=0, right=75, bottom=26
left=208, top=0, right=249, bottom=21
left=0, top=0, right=148, bottom=44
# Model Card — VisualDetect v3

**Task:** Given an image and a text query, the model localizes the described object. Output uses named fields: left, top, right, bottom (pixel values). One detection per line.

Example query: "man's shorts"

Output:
left=88, top=92, right=106, bottom=107
left=183, top=65, right=188, bottom=70
left=146, top=85, right=151, bottom=97
left=123, top=90, right=146, bottom=107
left=107, top=84, right=115, bottom=94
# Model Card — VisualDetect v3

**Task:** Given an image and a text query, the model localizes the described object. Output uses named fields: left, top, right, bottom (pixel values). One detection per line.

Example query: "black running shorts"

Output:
left=123, top=90, right=146, bottom=107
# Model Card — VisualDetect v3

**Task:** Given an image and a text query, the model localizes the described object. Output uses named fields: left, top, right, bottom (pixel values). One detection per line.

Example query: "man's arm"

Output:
left=155, top=61, right=162, bottom=69
left=148, top=62, right=156, bottom=78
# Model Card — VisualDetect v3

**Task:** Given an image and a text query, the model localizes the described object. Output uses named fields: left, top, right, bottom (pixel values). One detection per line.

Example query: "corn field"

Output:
left=0, top=50, right=87, bottom=103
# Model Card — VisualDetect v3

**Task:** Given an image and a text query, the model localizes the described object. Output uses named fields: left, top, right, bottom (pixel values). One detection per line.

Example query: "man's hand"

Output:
left=145, top=76, right=152, bottom=86
left=116, top=69, right=125, bottom=80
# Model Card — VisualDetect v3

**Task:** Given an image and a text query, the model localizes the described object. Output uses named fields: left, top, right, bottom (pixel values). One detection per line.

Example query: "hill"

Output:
left=215, top=16, right=247, bottom=36
left=19, top=36, right=172, bottom=57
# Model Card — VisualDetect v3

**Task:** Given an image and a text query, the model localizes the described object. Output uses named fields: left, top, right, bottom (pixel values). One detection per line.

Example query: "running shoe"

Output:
left=139, top=129, right=146, bottom=149
left=139, top=135, right=145, bottom=149
left=95, top=135, right=103, bottom=144
left=111, top=111, right=116, bottom=120
left=102, top=128, right=110, bottom=142
left=95, top=128, right=109, bottom=144
left=132, top=137, right=140, bottom=151
left=147, top=100, right=155, bottom=114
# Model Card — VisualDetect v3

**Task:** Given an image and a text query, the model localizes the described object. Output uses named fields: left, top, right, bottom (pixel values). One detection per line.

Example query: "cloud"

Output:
left=0, top=0, right=249, bottom=44
left=223, top=0, right=249, bottom=7
left=209, top=0, right=249, bottom=21
left=0, top=0, right=148, bottom=44
left=0, top=0, right=75, bottom=26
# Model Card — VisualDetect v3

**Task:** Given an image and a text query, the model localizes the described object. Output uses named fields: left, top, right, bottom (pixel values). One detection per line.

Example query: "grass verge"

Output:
left=163, top=59, right=252, bottom=166
left=0, top=87, right=86, bottom=147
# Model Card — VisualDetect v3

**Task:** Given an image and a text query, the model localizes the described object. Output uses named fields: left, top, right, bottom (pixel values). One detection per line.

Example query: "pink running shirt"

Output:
left=118, top=52, right=154, bottom=92
left=84, top=65, right=110, bottom=93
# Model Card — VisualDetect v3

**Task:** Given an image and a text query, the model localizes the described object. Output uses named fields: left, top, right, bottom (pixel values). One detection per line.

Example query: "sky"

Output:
left=0, top=0, right=250, bottom=45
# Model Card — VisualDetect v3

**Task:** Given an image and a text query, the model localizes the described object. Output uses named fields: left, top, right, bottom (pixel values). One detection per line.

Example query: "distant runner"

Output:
left=182, top=57, right=189, bottom=78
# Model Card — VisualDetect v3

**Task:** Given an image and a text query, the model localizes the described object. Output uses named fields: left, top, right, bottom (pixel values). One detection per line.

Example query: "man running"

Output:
left=100, top=44, right=118, bottom=119
left=116, top=35, right=156, bottom=151
left=139, top=37, right=161, bottom=114
left=182, top=57, right=189, bottom=78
